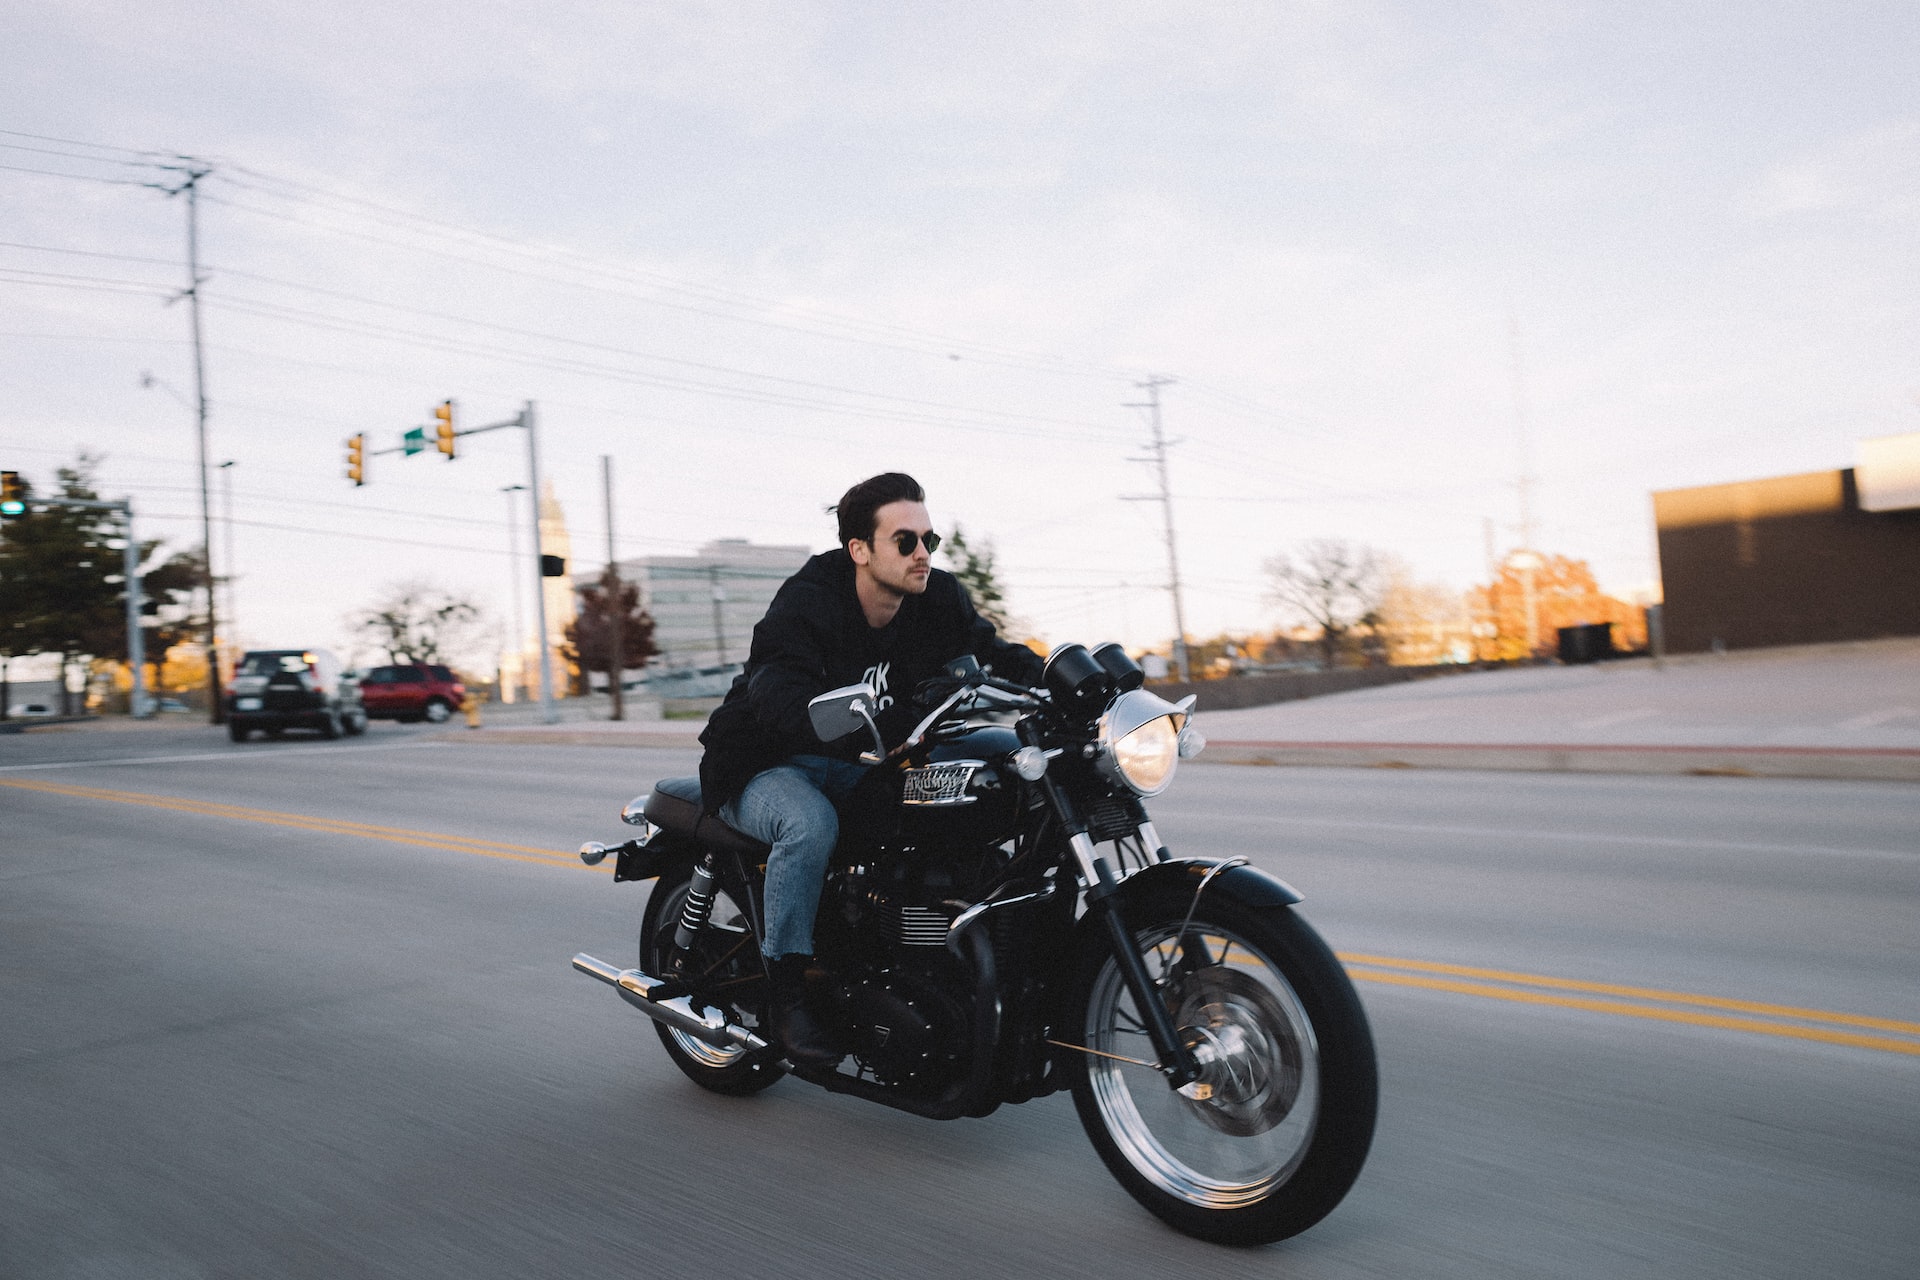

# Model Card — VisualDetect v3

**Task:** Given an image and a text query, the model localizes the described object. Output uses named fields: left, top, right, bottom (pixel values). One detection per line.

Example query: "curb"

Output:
left=1201, top=740, right=1920, bottom=782
left=431, top=728, right=703, bottom=749
left=423, top=728, right=1920, bottom=782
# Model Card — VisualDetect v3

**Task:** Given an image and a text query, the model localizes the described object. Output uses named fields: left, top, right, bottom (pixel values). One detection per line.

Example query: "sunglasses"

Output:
left=883, top=529, right=942, bottom=556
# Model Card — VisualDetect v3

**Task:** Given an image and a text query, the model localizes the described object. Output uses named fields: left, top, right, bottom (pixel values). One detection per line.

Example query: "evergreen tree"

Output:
left=941, top=524, right=1011, bottom=632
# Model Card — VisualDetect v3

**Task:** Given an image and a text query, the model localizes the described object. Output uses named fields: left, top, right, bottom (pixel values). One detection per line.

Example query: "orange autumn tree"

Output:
left=1470, top=553, right=1647, bottom=661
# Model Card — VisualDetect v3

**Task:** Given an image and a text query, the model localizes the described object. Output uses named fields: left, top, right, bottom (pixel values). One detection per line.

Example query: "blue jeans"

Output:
left=721, top=755, right=868, bottom=960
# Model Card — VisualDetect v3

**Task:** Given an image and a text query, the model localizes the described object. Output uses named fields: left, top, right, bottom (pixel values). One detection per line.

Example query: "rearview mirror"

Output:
left=807, top=683, right=888, bottom=764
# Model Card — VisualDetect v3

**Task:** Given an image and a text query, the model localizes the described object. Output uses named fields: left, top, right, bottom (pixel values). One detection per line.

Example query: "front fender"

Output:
left=1112, top=856, right=1303, bottom=911
left=1068, top=857, right=1303, bottom=960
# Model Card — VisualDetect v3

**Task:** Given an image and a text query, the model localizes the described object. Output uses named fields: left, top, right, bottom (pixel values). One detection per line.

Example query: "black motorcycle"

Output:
left=571, top=643, right=1377, bottom=1246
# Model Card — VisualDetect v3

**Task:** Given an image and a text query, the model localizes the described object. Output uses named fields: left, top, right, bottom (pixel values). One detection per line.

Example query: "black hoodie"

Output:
left=696, top=548, right=1044, bottom=811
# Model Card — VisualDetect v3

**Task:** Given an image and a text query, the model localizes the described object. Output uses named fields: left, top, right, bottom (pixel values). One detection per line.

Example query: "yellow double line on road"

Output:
left=8, top=776, right=1915, bottom=1056
left=0, top=776, right=595, bottom=870
left=1340, top=952, right=1920, bottom=1058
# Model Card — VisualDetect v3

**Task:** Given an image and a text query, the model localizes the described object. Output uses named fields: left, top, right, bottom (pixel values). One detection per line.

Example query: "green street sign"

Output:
left=403, top=427, right=426, bottom=456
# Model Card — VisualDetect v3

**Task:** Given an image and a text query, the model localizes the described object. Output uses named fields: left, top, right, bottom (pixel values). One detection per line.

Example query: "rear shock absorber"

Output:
left=673, top=856, right=718, bottom=957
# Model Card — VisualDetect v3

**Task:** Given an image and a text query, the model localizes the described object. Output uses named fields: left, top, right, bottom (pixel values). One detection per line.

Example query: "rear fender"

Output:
left=613, top=832, right=698, bottom=884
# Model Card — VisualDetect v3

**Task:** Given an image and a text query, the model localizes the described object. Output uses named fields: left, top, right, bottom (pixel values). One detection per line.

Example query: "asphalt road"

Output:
left=3, top=721, right=1917, bottom=1278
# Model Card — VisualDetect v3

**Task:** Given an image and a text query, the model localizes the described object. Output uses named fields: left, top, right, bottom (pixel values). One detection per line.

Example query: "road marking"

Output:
left=1837, top=707, right=1915, bottom=731
left=1341, top=951, right=1920, bottom=1057
left=8, top=777, right=1912, bottom=1056
left=0, top=776, right=599, bottom=870
left=1577, top=708, right=1660, bottom=729
left=0, top=739, right=448, bottom=773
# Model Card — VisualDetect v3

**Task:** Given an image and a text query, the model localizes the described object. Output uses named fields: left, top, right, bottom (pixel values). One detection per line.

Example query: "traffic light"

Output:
left=0, top=470, right=25, bottom=517
left=434, top=400, right=456, bottom=459
left=346, top=435, right=366, bottom=486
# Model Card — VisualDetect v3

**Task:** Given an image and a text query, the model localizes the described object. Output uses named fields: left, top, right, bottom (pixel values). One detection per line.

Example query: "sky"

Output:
left=3, top=1, right=1916, bottom=673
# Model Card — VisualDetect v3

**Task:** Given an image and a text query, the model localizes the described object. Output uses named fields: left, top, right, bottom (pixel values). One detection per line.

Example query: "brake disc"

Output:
left=1173, top=965, right=1304, bottom=1137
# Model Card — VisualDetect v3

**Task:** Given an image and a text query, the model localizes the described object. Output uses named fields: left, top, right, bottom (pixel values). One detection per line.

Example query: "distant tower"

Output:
left=539, top=480, right=577, bottom=680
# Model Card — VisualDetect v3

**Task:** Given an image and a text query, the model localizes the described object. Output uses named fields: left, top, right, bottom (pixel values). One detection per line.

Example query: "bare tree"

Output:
left=351, top=581, right=482, bottom=665
left=1264, top=540, right=1387, bottom=669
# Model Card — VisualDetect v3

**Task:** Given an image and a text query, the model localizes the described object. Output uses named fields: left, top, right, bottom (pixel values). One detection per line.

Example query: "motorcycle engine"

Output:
left=824, top=842, right=1001, bottom=1091
left=841, top=969, right=968, bottom=1089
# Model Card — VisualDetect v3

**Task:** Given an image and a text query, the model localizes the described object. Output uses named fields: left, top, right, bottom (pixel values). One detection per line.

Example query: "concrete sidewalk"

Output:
left=1195, top=638, right=1920, bottom=781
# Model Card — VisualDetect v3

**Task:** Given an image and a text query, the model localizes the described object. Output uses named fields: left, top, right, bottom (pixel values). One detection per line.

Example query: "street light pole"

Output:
left=602, top=455, right=625, bottom=721
left=502, top=484, right=526, bottom=703
left=219, top=459, right=236, bottom=649
left=523, top=402, right=558, bottom=725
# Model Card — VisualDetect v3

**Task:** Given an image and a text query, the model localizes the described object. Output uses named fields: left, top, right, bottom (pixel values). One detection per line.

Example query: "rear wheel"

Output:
left=637, top=863, right=784, bottom=1096
left=228, top=721, right=251, bottom=743
left=1066, top=888, right=1377, bottom=1246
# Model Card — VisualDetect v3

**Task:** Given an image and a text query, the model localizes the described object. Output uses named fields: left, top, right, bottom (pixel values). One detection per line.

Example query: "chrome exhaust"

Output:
left=571, top=953, right=772, bottom=1053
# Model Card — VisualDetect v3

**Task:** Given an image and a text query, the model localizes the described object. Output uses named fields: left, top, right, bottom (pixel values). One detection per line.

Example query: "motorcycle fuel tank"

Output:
left=891, top=724, right=1025, bottom=849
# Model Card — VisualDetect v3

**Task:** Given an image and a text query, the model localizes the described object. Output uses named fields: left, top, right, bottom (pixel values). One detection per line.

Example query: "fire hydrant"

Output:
left=463, top=693, right=483, bottom=729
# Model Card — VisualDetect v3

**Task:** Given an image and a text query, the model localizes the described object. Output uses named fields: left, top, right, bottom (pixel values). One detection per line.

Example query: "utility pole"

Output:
left=158, top=163, right=223, bottom=723
left=1124, top=376, right=1191, bottom=681
left=602, top=455, right=624, bottom=721
left=1507, top=311, right=1540, bottom=657
left=709, top=565, right=728, bottom=667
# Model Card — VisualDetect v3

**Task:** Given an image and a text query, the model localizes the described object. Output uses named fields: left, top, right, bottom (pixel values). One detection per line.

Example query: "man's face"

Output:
left=854, top=499, right=936, bottom=598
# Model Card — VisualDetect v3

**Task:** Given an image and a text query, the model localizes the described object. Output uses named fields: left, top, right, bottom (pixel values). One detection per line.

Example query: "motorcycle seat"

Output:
left=643, top=776, right=772, bottom=859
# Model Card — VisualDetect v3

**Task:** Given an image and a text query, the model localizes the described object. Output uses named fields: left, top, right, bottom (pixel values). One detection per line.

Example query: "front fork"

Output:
left=1075, top=833, right=1202, bottom=1088
left=1022, top=721, right=1201, bottom=1088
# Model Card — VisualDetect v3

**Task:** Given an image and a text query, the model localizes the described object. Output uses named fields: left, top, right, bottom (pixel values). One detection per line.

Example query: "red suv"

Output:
left=358, top=664, right=467, bottom=724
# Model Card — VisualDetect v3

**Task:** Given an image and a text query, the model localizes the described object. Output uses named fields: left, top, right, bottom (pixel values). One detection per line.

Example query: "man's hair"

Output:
left=832, top=472, right=925, bottom=547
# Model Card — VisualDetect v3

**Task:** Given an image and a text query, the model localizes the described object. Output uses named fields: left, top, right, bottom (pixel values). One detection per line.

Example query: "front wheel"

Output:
left=637, top=863, right=784, bottom=1096
left=1067, top=889, right=1377, bottom=1246
left=422, top=698, right=452, bottom=724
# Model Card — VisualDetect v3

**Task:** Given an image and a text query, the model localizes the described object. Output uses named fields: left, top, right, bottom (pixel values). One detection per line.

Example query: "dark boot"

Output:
left=767, top=954, right=842, bottom=1068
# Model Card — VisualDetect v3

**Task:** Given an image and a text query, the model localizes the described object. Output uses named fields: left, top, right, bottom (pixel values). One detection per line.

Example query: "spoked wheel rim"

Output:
left=1084, top=924, right=1321, bottom=1209
left=650, top=883, right=758, bottom=1070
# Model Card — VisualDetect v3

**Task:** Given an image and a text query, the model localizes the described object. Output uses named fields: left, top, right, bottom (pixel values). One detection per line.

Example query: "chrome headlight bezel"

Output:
left=1093, top=688, right=1187, bottom=797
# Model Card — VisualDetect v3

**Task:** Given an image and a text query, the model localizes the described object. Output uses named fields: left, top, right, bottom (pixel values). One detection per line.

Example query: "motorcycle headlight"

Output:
left=1094, top=688, right=1185, bottom=796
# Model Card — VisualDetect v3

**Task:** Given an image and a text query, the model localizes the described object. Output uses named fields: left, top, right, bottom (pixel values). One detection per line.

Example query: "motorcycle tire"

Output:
left=637, top=863, right=785, bottom=1097
left=1065, top=884, right=1377, bottom=1247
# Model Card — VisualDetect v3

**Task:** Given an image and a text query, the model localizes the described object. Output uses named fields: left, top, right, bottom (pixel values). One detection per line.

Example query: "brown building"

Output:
left=1653, top=447, right=1920, bottom=654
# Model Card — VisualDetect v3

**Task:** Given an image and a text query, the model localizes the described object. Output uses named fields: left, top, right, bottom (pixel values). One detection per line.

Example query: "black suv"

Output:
left=226, top=649, right=368, bottom=742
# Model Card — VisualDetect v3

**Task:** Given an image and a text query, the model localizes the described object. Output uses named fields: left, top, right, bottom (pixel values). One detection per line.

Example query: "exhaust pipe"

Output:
left=572, top=953, right=772, bottom=1054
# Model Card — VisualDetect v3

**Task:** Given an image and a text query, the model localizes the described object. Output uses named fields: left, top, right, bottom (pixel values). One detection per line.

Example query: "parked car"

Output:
left=226, top=649, right=367, bottom=742
left=358, top=663, right=466, bottom=724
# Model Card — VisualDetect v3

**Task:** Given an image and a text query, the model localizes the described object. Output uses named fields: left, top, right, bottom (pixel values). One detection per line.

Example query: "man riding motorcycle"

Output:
left=696, top=472, right=1045, bottom=1065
